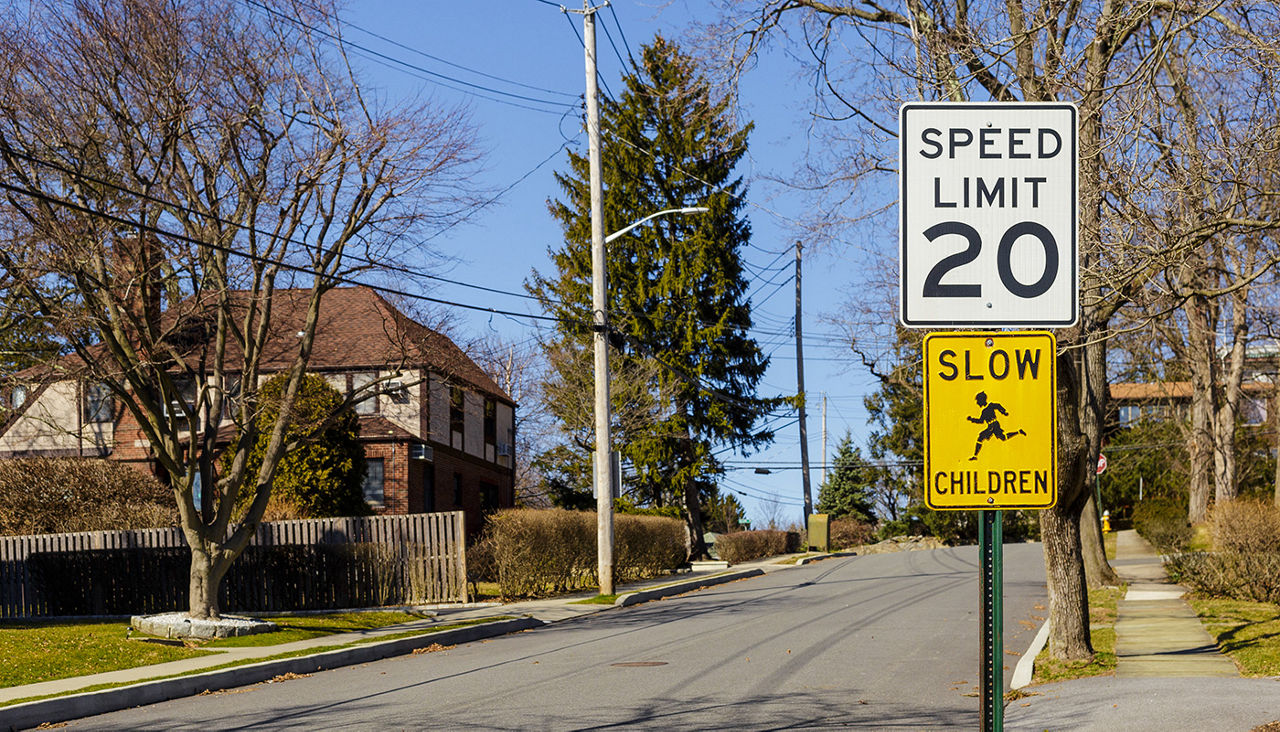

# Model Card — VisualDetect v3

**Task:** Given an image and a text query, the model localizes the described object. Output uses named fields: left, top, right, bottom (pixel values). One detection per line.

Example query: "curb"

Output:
left=797, top=551, right=857, bottom=566
left=0, top=616, right=542, bottom=732
left=1011, top=618, right=1050, bottom=689
left=615, top=568, right=765, bottom=607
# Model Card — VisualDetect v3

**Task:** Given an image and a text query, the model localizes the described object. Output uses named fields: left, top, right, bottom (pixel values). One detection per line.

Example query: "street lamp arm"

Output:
left=603, top=206, right=709, bottom=244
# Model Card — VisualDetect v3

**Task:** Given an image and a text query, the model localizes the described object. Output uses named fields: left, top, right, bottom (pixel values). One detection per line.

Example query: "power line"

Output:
left=0, top=142, right=555, bottom=306
left=0, top=179, right=563, bottom=326
left=240, top=0, right=574, bottom=113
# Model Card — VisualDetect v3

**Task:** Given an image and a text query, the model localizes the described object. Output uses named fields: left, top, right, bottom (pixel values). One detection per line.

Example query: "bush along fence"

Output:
left=0, top=512, right=467, bottom=618
left=480, top=509, right=688, bottom=598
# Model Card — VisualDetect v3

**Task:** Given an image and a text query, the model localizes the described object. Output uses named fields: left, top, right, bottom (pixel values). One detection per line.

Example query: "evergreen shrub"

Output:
left=1132, top=498, right=1191, bottom=553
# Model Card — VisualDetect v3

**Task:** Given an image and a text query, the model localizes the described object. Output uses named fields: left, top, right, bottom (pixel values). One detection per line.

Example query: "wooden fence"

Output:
left=0, top=512, right=468, bottom=618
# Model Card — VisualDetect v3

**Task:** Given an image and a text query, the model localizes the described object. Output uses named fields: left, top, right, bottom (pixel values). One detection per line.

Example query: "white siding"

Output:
left=496, top=402, right=514, bottom=467
left=379, top=369, right=420, bottom=438
left=464, top=390, right=483, bottom=458
left=428, top=374, right=450, bottom=444
left=0, top=380, right=112, bottom=454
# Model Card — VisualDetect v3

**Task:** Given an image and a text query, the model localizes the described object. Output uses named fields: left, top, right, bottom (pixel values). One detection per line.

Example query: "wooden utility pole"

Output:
left=569, top=0, right=613, bottom=595
left=795, top=241, right=812, bottom=519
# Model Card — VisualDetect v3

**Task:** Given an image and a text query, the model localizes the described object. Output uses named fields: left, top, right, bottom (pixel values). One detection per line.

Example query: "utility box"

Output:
left=807, top=513, right=830, bottom=552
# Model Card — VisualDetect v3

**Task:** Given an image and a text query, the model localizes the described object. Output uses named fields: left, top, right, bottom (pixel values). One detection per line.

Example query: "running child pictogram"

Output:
left=967, top=391, right=1026, bottom=460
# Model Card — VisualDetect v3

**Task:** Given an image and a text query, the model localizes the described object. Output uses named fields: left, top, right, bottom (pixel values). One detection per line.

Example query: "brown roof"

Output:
left=1109, top=382, right=1193, bottom=401
left=249, top=287, right=509, bottom=401
left=10, top=287, right=510, bottom=403
left=1110, top=381, right=1272, bottom=401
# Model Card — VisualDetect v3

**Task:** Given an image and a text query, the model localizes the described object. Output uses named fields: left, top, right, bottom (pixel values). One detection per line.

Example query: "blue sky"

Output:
left=340, top=1, right=887, bottom=525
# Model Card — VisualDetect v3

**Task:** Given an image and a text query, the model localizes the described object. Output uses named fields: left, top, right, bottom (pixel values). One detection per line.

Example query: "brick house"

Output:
left=0, top=287, right=515, bottom=537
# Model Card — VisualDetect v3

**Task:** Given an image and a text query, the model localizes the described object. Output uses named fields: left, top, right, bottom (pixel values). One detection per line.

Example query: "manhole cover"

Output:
left=610, top=661, right=668, bottom=667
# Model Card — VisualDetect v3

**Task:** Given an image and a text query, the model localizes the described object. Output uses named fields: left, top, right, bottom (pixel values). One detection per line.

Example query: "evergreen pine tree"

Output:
left=530, top=36, right=776, bottom=557
left=816, top=434, right=877, bottom=522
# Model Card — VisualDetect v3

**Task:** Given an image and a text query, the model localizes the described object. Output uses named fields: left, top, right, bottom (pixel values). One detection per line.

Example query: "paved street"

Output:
left=64, top=545, right=1048, bottom=730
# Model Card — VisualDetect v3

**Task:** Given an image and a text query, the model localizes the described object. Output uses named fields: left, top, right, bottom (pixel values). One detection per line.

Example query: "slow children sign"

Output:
left=922, top=331, right=1057, bottom=510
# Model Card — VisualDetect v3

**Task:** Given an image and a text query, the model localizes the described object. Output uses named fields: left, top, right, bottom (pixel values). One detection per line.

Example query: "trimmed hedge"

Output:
left=1210, top=499, right=1280, bottom=554
left=0, top=457, right=175, bottom=535
left=715, top=529, right=799, bottom=564
left=484, top=509, right=687, bottom=597
left=1167, top=551, right=1280, bottom=604
left=829, top=518, right=876, bottom=550
left=1132, top=498, right=1191, bottom=553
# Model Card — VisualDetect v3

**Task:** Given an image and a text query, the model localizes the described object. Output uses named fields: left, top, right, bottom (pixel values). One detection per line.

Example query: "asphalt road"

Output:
left=64, top=544, right=1049, bottom=730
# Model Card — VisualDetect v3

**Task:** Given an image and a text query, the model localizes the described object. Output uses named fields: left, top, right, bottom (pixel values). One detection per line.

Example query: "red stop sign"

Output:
left=1096, top=454, right=1108, bottom=475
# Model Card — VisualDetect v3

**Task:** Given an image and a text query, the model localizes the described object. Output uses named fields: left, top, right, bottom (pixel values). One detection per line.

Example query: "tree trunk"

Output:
left=1080, top=490, right=1118, bottom=587
left=1079, top=323, right=1118, bottom=587
left=1186, top=294, right=1217, bottom=523
left=1042, top=350, right=1094, bottom=661
left=1213, top=290, right=1247, bottom=505
left=684, top=478, right=707, bottom=560
left=188, top=544, right=229, bottom=620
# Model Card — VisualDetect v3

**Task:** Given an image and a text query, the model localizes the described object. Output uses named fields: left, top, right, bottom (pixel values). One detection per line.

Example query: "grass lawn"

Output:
left=1188, top=596, right=1280, bottom=677
left=1031, top=584, right=1124, bottom=684
left=2, top=610, right=426, bottom=688
left=1104, top=531, right=1116, bottom=560
left=0, top=620, right=210, bottom=688
left=202, top=611, right=424, bottom=648
left=1, top=615, right=511, bottom=709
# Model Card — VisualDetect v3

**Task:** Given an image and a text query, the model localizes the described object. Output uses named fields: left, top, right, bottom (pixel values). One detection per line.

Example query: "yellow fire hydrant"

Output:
left=1101, top=510, right=1111, bottom=533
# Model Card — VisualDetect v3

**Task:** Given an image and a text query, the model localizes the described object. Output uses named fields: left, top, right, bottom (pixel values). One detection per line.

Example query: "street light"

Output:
left=593, top=205, right=708, bottom=595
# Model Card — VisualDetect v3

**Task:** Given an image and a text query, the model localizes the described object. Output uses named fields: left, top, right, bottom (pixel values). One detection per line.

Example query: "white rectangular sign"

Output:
left=900, top=103, right=1077, bottom=328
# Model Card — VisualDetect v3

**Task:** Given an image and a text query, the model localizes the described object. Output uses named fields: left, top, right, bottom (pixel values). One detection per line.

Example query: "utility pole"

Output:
left=567, top=0, right=613, bottom=595
left=821, top=393, right=828, bottom=486
left=795, top=240, right=813, bottom=520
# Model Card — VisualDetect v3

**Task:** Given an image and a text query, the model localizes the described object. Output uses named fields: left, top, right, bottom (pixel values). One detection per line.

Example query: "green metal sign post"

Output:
left=979, top=510, right=1004, bottom=731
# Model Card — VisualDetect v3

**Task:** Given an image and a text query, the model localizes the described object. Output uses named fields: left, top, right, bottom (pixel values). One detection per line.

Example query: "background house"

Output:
left=0, top=287, right=515, bottom=538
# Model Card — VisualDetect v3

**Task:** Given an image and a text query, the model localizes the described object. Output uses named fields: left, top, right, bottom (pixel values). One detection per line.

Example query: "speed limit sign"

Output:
left=899, top=103, right=1077, bottom=328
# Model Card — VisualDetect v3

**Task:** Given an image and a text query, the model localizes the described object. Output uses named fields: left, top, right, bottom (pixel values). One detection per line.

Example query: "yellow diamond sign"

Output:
left=924, top=331, right=1057, bottom=510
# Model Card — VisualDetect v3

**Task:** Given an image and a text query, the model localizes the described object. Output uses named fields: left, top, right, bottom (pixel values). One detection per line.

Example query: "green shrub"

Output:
left=0, top=457, right=175, bottom=535
left=716, top=530, right=790, bottom=564
left=1132, top=498, right=1191, bottom=553
left=1167, top=551, right=1280, bottom=604
left=485, top=508, right=687, bottom=597
left=227, top=373, right=370, bottom=519
left=829, top=518, right=876, bottom=550
left=1209, top=499, right=1280, bottom=553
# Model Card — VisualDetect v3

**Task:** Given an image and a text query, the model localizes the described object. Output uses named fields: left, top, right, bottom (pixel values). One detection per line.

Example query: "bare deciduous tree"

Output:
left=710, top=0, right=1280, bottom=661
left=0, top=0, right=481, bottom=619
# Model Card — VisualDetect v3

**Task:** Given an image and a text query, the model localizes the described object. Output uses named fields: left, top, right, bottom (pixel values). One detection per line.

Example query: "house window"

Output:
left=363, top=458, right=385, bottom=505
left=1243, top=394, right=1269, bottom=425
left=1118, top=404, right=1139, bottom=427
left=480, top=482, right=499, bottom=513
left=484, top=398, right=497, bottom=460
left=84, top=383, right=113, bottom=423
left=11, top=385, right=28, bottom=410
left=352, top=372, right=377, bottom=415
left=449, top=387, right=464, bottom=450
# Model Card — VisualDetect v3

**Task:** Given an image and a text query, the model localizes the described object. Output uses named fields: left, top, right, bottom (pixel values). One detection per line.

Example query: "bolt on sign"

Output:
left=924, top=331, right=1057, bottom=510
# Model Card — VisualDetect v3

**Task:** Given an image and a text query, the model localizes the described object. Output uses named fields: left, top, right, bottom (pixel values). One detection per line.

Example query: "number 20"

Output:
left=921, top=221, right=1058, bottom=299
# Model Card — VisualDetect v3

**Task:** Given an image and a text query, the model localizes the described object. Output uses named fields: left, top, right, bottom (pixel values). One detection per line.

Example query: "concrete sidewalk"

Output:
left=0, top=554, right=799, bottom=729
left=1111, top=529, right=1237, bottom=678
left=1007, top=530, right=1280, bottom=731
